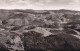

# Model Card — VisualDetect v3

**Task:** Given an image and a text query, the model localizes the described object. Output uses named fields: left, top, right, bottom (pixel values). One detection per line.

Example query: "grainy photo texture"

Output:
left=0, top=0, right=80, bottom=51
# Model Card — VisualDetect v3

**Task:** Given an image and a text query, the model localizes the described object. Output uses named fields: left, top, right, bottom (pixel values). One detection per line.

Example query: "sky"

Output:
left=0, top=0, right=80, bottom=10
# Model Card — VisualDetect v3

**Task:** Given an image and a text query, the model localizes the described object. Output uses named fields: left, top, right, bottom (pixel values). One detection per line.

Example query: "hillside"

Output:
left=0, top=9, right=80, bottom=51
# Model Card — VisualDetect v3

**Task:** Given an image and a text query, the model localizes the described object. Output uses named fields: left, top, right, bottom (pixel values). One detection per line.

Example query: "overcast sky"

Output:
left=0, top=0, right=80, bottom=10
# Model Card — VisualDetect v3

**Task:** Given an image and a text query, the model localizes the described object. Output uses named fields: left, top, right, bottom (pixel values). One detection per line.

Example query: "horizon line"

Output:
left=0, top=8, right=80, bottom=11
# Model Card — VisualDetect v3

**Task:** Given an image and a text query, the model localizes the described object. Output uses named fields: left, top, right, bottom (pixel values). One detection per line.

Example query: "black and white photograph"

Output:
left=0, top=0, right=80, bottom=51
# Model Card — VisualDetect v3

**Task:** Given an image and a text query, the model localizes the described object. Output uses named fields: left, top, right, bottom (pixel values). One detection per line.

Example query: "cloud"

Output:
left=69, top=0, right=80, bottom=5
left=0, top=0, right=73, bottom=6
left=0, top=0, right=80, bottom=10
